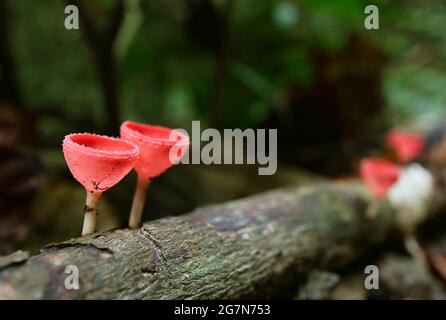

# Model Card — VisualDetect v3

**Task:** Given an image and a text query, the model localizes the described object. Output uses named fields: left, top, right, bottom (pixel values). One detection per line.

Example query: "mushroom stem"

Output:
left=82, top=191, right=102, bottom=236
left=128, top=176, right=150, bottom=229
left=404, top=235, right=429, bottom=270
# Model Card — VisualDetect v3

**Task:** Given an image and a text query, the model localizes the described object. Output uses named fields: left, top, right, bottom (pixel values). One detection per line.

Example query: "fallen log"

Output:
left=0, top=181, right=440, bottom=299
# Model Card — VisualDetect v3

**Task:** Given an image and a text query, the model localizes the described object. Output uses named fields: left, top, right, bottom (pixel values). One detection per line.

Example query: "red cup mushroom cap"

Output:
left=386, top=129, right=425, bottom=163
left=63, top=133, right=140, bottom=193
left=120, top=121, right=190, bottom=180
left=360, top=158, right=402, bottom=198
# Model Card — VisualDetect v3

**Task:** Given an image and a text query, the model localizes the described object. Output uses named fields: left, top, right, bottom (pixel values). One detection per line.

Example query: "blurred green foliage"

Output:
left=7, top=0, right=446, bottom=142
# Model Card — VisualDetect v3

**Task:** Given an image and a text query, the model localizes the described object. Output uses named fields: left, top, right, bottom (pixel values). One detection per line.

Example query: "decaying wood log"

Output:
left=0, top=181, right=441, bottom=299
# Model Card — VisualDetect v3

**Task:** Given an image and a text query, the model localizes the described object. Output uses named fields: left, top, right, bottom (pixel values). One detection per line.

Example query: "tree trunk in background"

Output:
left=72, top=0, right=124, bottom=134
left=0, top=0, right=22, bottom=106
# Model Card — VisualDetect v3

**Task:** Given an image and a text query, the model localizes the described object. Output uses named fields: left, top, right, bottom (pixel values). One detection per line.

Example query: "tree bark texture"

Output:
left=0, top=181, right=427, bottom=299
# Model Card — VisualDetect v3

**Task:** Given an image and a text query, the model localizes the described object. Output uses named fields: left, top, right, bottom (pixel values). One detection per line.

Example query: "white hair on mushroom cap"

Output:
left=388, top=163, right=434, bottom=233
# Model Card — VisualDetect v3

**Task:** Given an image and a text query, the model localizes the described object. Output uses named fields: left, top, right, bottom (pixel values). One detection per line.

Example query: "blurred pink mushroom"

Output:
left=63, top=133, right=140, bottom=236
left=386, top=129, right=425, bottom=163
left=360, top=156, right=435, bottom=269
left=120, top=121, right=189, bottom=229
left=359, top=158, right=402, bottom=198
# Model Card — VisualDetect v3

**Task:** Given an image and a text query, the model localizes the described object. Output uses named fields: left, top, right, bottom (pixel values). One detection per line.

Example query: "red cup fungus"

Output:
left=386, top=129, right=425, bottom=163
left=120, top=121, right=190, bottom=229
left=360, top=158, right=402, bottom=199
left=63, top=133, right=140, bottom=236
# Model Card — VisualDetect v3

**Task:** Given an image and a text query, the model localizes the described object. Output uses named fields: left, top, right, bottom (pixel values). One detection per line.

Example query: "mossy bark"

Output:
left=0, top=182, right=399, bottom=299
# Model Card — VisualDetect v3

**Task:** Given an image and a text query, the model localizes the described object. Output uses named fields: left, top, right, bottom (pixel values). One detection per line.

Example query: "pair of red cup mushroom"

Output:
left=360, top=129, right=434, bottom=268
left=62, top=121, right=189, bottom=236
left=360, top=129, right=425, bottom=198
